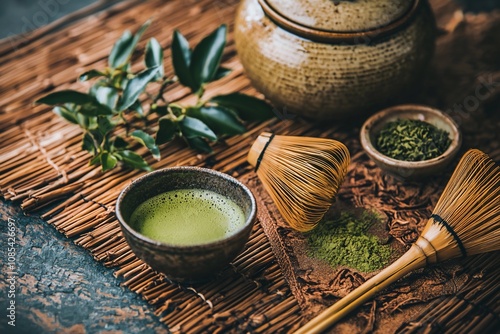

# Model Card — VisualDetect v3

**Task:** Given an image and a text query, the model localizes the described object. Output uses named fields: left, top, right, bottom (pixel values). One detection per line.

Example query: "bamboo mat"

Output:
left=1, top=0, right=499, bottom=333
left=0, top=1, right=306, bottom=332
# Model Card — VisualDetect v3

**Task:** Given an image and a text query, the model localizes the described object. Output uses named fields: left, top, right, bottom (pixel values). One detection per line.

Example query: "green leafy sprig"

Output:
left=35, top=21, right=274, bottom=172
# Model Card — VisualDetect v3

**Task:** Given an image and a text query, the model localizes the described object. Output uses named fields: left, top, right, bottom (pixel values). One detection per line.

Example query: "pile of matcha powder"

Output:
left=306, top=210, right=392, bottom=273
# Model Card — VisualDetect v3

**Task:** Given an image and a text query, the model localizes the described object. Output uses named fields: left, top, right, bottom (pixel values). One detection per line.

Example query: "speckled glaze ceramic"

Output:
left=234, top=0, right=436, bottom=120
left=116, top=167, right=256, bottom=283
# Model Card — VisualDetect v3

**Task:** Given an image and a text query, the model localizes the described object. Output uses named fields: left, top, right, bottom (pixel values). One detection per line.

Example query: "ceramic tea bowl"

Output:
left=360, top=104, right=462, bottom=180
left=234, top=0, right=436, bottom=120
left=116, top=167, right=256, bottom=283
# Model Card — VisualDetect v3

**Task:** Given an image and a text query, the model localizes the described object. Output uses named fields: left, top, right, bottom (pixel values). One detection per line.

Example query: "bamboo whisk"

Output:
left=295, top=149, right=500, bottom=334
left=247, top=132, right=350, bottom=232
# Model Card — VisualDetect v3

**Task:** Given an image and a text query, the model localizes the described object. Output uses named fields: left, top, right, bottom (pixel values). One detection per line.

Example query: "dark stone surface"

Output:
left=0, top=201, right=167, bottom=334
left=0, top=0, right=499, bottom=40
left=0, top=0, right=98, bottom=39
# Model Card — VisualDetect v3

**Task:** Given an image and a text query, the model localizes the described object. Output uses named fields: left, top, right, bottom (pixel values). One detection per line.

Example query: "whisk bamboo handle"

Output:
left=295, top=245, right=428, bottom=334
left=247, top=132, right=273, bottom=168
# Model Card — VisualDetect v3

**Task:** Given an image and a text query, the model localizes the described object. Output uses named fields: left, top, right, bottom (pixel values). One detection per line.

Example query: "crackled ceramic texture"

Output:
left=116, top=167, right=256, bottom=283
left=235, top=0, right=436, bottom=120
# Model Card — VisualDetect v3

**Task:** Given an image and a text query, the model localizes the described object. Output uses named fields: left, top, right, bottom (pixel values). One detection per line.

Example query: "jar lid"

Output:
left=258, top=0, right=420, bottom=43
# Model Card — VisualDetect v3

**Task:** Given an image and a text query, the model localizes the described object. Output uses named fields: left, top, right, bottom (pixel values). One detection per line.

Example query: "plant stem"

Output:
left=195, top=85, right=205, bottom=102
left=119, top=111, right=131, bottom=135
left=87, top=131, right=100, bottom=155
left=153, top=77, right=177, bottom=104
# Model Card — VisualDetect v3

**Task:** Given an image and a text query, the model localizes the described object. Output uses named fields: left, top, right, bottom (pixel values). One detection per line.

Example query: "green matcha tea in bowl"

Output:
left=116, top=167, right=256, bottom=283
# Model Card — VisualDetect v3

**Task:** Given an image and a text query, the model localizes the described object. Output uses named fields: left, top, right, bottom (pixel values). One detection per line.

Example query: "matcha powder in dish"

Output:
left=306, top=210, right=392, bottom=273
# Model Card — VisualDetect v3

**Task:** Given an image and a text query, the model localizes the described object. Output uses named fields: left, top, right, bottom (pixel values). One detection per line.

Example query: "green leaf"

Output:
left=108, top=30, right=133, bottom=69
left=210, top=93, right=274, bottom=121
left=89, top=79, right=108, bottom=96
left=132, top=21, right=152, bottom=48
left=116, top=150, right=152, bottom=171
left=130, top=100, right=145, bottom=116
left=153, top=105, right=168, bottom=116
left=117, top=66, right=160, bottom=111
left=213, top=66, right=232, bottom=81
left=100, top=152, right=118, bottom=171
left=190, top=24, right=227, bottom=88
left=109, top=20, right=151, bottom=69
left=156, top=117, right=178, bottom=145
left=36, top=90, right=113, bottom=116
left=185, top=136, right=212, bottom=153
left=171, top=29, right=193, bottom=89
left=89, top=129, right=104, bottom=147
left=53, top=105, right=79, bottom=124
left=79, top=69, right=106, bottom=82
left=179, top=116, right=217, bottom=141
left=82, top=132, right=96, bottom=155
left=77, top=113, right=89, bottom=129
left=131, top=130, right=161, bottom=160
left=145, top=38, right=164, bottom=80
left=36, top=90, right=96, bottom=105
left=90, top=153, right=101, bottom=166
left=78, top=102, right=113, bottom=116
left=112, top=136, right=129, bottom=149
left=189, top=106, right=245, bottom=135
left=97, top=116, right=114, bottom=135
left=94, top=86, right=118, bottom=110
left=83, top=115, right=98, bottom=130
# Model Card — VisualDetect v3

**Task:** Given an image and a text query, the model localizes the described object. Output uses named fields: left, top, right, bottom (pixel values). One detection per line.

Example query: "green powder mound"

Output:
left=306, top=210, right=392, bottom=273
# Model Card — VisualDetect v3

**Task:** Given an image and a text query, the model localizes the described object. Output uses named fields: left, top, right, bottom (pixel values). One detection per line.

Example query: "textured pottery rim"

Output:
left=258, top=0, right=420, bottom=43
left=360, top=104, right=462, bottom=170
left=115, top=166, right=257, bottom=250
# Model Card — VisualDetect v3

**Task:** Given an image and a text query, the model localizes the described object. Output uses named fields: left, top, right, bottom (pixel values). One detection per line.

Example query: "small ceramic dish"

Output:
left=116, top=167, right=256, bottom=283
left=360, top=104, right=462, bottom=180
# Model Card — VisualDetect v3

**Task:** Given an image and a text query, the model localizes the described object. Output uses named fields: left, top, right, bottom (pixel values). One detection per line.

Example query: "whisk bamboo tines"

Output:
left=247, top=132, right=350, bottom=232
left=295, top=149, right=500, bottom=334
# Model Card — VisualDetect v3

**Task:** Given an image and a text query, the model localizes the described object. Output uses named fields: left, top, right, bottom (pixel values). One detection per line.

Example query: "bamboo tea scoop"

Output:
left=295, top=149, right=500, bottom=333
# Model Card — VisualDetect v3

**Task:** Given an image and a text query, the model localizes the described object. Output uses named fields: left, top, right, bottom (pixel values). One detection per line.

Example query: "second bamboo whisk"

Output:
left=295, top=149, right=500, bottom=333
left=248, top=132, right=350, bottom=232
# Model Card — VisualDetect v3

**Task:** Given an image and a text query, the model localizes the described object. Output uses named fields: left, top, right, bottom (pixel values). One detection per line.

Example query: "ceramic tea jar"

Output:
left=234, top=0, right=436, bottom=120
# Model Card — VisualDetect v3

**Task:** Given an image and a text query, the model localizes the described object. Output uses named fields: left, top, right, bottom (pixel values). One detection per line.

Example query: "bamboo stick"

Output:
left=103, top=247, right=135, bottom=265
